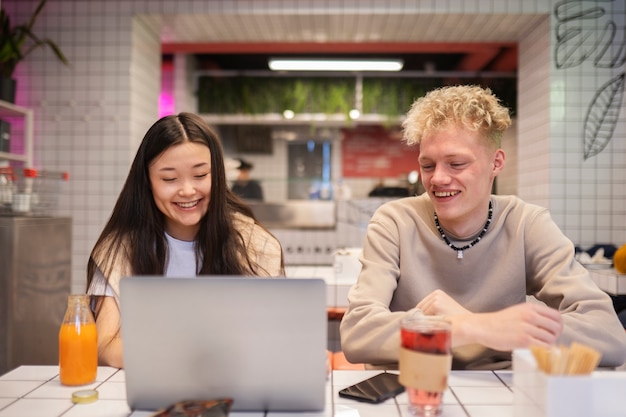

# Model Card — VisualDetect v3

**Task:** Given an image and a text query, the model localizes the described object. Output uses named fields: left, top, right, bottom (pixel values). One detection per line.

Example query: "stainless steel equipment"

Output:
left=0, top=216, right=72, bottom=374
left=247, top=200, right=336, bottom=229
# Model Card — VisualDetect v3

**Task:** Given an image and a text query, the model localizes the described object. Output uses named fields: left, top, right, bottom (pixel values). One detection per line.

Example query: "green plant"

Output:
left=197, top=75, right=517, bottom=117
left=0, top=0, right=69, bottom=78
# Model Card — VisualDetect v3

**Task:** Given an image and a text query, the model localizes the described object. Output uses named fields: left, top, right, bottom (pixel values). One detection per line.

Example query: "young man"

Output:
left=340, top=85, right=626, bottom=370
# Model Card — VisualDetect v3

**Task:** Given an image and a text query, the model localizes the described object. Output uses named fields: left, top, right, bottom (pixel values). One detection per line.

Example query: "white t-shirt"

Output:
left=164, top=232, right=197, bottom=277
left=92, top=233, right=198, bottom=297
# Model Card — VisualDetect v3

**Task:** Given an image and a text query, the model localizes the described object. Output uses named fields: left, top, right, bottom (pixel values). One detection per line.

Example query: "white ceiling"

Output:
left=137, top=11, right=548, bottom=73
left=143, top=13, right=545, bottom=44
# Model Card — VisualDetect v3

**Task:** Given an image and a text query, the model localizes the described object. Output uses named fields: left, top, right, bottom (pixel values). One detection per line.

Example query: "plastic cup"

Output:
left=399, top=314, right=452, bottom=416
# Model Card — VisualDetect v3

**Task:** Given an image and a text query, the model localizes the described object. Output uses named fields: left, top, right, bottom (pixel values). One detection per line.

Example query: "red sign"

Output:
left=341, top=126, right=420, bottom=178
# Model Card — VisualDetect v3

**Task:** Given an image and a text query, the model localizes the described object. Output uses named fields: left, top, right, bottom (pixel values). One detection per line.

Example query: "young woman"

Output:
left=87, top=112, right=284, bottom=368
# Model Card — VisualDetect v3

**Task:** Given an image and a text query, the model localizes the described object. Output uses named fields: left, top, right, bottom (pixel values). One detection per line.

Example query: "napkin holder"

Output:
left=513, top=349, right=626, bottom=417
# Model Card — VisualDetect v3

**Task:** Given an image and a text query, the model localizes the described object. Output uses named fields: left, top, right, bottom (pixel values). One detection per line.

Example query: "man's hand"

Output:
left=417, top=290, right=563, bottom=351
left=417, top=289, right=471, bottom=316
left=467, top=303, right=563, bottom=351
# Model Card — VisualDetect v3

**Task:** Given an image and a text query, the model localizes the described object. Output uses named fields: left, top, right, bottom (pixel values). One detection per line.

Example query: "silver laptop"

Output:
left=119, top=276, right=327, bottom=412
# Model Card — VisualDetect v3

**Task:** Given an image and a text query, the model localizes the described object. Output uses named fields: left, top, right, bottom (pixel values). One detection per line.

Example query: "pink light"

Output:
left=158, top=58, right=175, bottom=117
left=159, top=92, right=175, bottom=118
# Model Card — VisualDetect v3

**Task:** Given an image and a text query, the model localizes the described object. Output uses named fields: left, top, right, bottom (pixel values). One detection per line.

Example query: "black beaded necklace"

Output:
left=433, top=201, right=493, bottom=259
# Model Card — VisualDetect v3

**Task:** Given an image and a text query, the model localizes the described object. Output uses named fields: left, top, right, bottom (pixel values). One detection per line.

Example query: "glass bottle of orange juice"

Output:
left=58, top=294, right=98, bottom=386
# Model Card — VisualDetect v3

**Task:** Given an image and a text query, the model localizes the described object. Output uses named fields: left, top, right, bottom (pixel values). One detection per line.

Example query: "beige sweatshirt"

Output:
left=340, top=194, right=626, bottom=370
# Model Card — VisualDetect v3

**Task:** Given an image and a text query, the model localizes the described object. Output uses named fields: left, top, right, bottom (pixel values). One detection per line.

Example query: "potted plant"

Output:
left=0, top=0, right=68, bottom=103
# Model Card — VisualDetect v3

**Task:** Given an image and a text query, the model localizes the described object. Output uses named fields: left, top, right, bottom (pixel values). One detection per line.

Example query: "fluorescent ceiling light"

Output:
left=268, top=58, right=404, bottom=72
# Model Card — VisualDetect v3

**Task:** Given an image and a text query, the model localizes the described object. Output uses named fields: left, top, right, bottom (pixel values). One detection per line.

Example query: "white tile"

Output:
left=266, top=408, right=332, bottom=417
left=94, top=382, right=126, bottom=400
left=464, top=405, right=514, bottom=417
left=26, top=380, right=99, bottom=399
left=448, top=371, right=504, bottom=387
left=62, top=399, right=131, bottom=417
left=315, top=266, right=334, bottom=280
left=494, top=370, right=513, bottom=387
left=451, top=386, right=513, bottom=405
left=0, top=399, right=14, bottom=409
left=334, top=402, right=399, bottom=417
left=0, top=398, right=71, bottom=417
left=290, top=266, right=317, bottom=277
left=107, top=370, right=126, bottom=383
left=95, top=367, right=120, bottom=381
left=0, top=366, right=58, bottom=381
left=0, top=381, right=44, bottom=398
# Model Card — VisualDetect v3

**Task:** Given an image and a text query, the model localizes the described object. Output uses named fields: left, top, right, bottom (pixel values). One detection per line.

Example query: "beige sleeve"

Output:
left=233, top=212, right=284, bottom=276
left=247, top=223, right=284, bottom=276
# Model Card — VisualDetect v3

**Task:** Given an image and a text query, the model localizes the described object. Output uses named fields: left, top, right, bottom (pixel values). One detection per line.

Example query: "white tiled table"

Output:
left=0, top=366, right=515, bottom=417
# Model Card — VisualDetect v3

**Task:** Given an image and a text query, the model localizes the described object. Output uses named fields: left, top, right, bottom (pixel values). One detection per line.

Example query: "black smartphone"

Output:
left=338, top=372, right=405, bottom=404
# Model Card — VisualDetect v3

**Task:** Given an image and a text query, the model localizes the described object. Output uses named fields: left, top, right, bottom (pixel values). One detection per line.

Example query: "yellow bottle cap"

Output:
left=71, top=389, right=98, bottom=404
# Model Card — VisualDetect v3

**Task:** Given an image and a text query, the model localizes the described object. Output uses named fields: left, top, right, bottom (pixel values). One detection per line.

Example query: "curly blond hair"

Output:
left=402, top=85, right=511, bottom=148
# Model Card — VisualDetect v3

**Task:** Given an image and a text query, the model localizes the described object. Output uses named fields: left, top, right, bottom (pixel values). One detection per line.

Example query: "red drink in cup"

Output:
left=399, top=314, right=452, bottom=416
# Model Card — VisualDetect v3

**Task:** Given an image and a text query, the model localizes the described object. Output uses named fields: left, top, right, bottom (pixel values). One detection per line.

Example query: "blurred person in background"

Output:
left=231, top=158, right=264, bottom=201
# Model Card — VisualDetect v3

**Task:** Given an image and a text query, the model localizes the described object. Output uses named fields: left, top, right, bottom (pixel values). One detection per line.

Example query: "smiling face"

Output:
left=418, top=124, right=505, bottom=237
left=148, top=141, right=212, bottom=241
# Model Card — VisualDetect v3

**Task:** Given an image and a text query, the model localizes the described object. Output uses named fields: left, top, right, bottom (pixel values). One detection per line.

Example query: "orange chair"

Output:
left=332, top=351, right=365, bottom=370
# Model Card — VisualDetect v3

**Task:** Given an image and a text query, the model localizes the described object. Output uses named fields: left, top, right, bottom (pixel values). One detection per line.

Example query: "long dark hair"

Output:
left=87, top=112, right=280, bottom=293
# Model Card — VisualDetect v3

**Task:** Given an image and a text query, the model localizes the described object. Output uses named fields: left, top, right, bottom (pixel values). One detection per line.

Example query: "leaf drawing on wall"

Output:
left=554, top=0, right=606, bottom=69
left=554, top=1, right=625, bottom=69
left=583, top=73, right=625, bottom=160
left=555, top=26, right=596, bottom=68
left=555, top=0, right=604, bottom=22
left=594, top=21, right=626, bottom=68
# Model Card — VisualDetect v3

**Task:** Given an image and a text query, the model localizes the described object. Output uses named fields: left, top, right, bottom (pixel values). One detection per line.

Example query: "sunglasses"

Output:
left=151, top=398, right=233, bottom=417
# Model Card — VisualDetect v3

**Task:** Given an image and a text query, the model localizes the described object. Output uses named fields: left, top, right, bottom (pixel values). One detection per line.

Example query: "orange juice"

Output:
left=59, top=322, right=97, bottom=386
